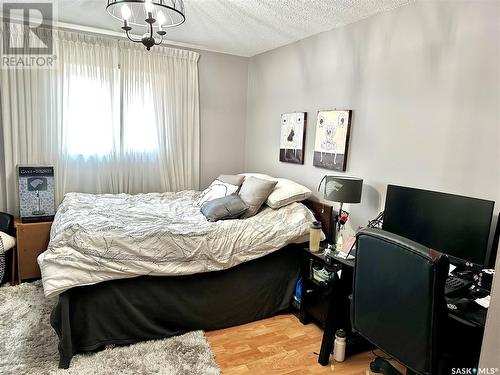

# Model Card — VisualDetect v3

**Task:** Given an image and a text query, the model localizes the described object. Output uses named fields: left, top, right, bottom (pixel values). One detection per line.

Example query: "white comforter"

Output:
left=38, top=191, right=316, bottom=297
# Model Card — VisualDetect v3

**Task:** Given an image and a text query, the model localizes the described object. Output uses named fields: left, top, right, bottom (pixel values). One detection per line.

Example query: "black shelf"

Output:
left=303, top=247, right=355, bottom=268
left=306, top=277, right=334, bottom=288
left=298, top=247, right=369, bottom=366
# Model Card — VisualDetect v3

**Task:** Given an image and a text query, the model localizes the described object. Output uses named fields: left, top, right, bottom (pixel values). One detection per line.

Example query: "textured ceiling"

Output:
left=54, top=0, right=412, bottom=56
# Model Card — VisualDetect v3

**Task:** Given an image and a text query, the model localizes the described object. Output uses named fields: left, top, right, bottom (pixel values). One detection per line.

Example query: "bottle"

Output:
left=336, top=232, right=344, bottom=251
left=333, top=329, right=347, bottom=362
left=309, top=221, right=322, bottom=252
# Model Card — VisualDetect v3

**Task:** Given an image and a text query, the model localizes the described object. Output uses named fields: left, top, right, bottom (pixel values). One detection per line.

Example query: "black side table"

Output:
left=299, top=248, right=367, bottom=366
left=299, top=248, right=341, bottom=325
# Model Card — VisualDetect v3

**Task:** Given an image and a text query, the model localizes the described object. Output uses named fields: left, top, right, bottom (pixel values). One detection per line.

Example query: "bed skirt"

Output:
left=50, top=245, right=302, bottom=368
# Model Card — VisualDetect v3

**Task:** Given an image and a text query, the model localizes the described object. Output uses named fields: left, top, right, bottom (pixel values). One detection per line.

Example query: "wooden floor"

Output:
left=206, top=313, right=404, bottom=375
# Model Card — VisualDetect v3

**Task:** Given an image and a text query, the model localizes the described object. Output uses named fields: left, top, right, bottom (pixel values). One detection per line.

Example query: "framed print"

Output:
left=313, top=110, right=352, bottom=171
left=279, top=112, right=306, bottom=164
left=17, top=165, right=55, bottom=223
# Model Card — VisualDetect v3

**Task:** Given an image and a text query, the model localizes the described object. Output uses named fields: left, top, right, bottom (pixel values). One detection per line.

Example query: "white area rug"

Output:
left=0, top=281, right=221, bottom=375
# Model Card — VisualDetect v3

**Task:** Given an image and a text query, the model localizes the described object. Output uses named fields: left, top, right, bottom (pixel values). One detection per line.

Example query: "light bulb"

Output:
left=157, top=10, right=165, bottom=26
left=121, top=4, right=131, bottom=20
left=144, top=0, right=154, bottom=13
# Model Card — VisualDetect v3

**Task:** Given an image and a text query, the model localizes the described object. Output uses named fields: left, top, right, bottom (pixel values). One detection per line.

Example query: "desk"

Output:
left=444, top=286, right=489, bottom=367
left=307, top=250, right=489, bottom=367
left=446, top=288, right=488, bottom=328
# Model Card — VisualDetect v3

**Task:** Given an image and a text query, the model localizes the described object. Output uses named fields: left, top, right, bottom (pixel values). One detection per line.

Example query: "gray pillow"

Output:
left=217, top=174, right=245, bottom=187
left=201, top=195, right=249, bottom=222
left=238, top=177, right=278, bottom=218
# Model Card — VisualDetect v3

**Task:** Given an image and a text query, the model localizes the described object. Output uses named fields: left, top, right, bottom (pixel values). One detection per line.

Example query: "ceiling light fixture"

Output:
left=106, top=0, right=185, bottom=51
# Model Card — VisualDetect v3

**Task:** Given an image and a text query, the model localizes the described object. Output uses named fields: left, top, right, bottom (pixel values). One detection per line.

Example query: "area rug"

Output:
left=0, top=281, right=221, bottom=375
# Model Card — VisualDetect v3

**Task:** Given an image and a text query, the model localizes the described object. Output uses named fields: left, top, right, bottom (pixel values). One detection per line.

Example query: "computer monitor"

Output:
left=382, top=185, right=496, bottom=267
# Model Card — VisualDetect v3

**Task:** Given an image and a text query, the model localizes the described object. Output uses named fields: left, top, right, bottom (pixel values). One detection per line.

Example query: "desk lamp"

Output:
left=320, top=175, right=363, bottom=245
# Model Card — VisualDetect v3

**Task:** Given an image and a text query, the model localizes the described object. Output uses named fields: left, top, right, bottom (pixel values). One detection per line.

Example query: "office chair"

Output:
left=0, top=212, right=15, bottom=285
left=352, top=228, right=449, bottom=375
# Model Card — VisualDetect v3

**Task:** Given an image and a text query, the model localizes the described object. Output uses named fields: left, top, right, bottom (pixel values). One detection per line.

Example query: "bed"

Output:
left=38, top=190, right=332, bottom=368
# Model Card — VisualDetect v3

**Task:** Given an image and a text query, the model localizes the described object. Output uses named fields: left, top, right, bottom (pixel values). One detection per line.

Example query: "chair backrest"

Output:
left=352, top=228, right=449, bottom=375
left=0, top=212, right=15, bottom=284
left=0, top=212, right=15, bottom=236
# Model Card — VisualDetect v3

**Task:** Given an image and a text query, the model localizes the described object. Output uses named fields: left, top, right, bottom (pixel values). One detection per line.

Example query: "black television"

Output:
left=382, top=185, right=496, bottom=268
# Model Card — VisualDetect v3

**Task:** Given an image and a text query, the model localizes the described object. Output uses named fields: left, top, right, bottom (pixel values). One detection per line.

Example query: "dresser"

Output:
left=14, top=219, right=53, bottom=282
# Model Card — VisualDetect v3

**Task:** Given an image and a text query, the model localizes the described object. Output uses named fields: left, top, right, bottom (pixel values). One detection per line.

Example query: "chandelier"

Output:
left=106, top=0, right=185, bottom=50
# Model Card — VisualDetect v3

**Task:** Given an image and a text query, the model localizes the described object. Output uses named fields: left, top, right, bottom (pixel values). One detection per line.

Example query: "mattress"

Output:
left=38, top=190, right=316, bottom=297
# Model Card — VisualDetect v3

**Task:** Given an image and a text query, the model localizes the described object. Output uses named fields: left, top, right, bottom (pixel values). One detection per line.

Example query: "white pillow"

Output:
left=195, top=179, right=240, bottom=207
left=266, top=178, right=312, bottom=209
left=238, top=173, right=275, bottom=181
left=0, top=231, right=16, bottom=253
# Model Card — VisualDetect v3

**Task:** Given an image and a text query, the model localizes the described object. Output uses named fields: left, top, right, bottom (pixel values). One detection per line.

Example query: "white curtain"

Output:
left=0, top=24, right=57, bottom=214
left=119, top=41, right=200, bottom=192
left=0, top=25, right=200, bottom=214
left=56, top=31, right=121, bottom=199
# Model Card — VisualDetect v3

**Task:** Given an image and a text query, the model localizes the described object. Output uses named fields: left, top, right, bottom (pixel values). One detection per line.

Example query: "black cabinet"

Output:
left=299, top=248, right=352, bottom=327
left=299, top=249, right=338, bottom=326
left=299, top=247, right=370, bottom=366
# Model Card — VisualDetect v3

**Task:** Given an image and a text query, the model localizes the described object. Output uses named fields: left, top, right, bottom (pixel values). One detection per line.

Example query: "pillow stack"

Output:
left=195, top=174, right=245, bottom=207
left=201, top=195, right=249, bottom=222
left=266, top=178, right=312, bottom=209
left=237, top=177, right=277, bottom=218
left=198, top=173, right=312, bottom=222
left=238, top=173, right=313, bottom=209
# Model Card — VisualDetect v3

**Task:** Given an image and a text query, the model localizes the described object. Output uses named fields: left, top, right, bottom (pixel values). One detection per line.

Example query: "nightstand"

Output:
left=14, top=219, right=53, bottom=283
left=299, top=248, right=342, bottom=326
left=299, top=247, right=369, bottom=365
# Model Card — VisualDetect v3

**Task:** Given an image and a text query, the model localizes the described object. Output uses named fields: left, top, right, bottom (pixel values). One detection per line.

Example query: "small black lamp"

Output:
left=319, top=175, right=363, bottom=244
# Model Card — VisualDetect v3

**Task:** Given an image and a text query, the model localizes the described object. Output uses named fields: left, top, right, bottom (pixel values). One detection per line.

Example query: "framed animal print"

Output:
left=313, top=110, right=352, bottom=171
left=279, top=112, right=306, bottom=164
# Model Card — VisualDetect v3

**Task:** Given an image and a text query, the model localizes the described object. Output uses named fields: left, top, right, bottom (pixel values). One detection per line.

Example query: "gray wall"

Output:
left=244, top=0, right=499, bottom=365
left=245, top=0, right=499, bottom=229
left=198, top=50, right=248, bottom=188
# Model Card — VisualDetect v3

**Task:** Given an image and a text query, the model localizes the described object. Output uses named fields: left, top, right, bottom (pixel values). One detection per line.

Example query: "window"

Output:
left=64, top=73, right=119, bottom=157
left=63, top=66, right=158, bottom=158
left=122, top=82, right=158, bottom=154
